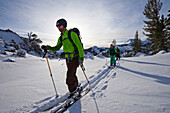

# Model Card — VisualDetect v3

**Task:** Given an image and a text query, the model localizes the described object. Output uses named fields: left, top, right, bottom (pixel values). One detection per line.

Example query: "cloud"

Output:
left=0, top=0, right=169, bottom=47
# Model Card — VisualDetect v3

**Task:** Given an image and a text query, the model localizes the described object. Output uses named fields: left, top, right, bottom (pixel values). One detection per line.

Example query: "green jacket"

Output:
left=48, top=29, right=84, bottom=60
left=107, top=47, right=117, bottom=56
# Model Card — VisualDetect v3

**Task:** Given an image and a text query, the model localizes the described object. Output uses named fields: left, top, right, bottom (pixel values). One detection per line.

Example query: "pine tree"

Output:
left=131, top=30, right=142, bottom=55
left=164, top=10, right=170, bottom=51
left=159, top=14, right=169, bottom=51
left=143, top=0, right=169, bottom=53
left=27, top=32, right=43, bottom=55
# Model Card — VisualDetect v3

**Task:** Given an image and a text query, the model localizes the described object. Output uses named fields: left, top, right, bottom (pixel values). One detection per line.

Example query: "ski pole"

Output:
left=45, top=54, right=59, bottom=98
left=80, top=64, right=91, bottom=90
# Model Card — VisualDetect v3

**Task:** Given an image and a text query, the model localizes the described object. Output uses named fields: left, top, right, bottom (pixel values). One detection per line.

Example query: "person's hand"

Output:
left=41, top=45, right=49, bottom=58
left=41, top=45, right=48, bottom=53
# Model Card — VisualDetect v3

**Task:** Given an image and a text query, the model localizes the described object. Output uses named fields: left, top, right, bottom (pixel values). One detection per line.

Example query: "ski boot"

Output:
left=65, top=84, right=82, bottom=106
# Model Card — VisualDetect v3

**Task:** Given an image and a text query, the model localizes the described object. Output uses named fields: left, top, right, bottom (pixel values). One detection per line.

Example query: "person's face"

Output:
left=110, top=45, right=113, bottom=48
left=56, top=23, right=65, bottom=33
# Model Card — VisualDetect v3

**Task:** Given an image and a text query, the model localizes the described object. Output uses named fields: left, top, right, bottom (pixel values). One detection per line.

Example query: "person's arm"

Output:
left=47, top=37, right=62, bottom=52
left=107, top=48, right=110, bottom=52
left=115, top=48, right=117, bottom=54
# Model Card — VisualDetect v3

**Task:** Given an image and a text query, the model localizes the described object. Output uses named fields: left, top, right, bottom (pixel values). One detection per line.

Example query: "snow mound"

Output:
left=134, top=52, right=147, bottom=57
left=3, top=58, right=15, bottom=62
left=156, top=50, right=167, bottom=55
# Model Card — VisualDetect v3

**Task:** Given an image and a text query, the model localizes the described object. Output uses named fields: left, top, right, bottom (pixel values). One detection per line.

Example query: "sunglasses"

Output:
left=56, top=23, right=62, bottom=27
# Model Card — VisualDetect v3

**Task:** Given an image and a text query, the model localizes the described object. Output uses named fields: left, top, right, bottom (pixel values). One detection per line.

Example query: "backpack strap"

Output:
left=59, top=34, right=68, bottom=44
left=59, top=30, right=77, bottom=51
left=67, top=30, right=79, bottom=54
left=59, top=30, right=78, bottom=62
left=60, top=29, right=83, bottom=51
left=68, top=30, right=78, bottom=51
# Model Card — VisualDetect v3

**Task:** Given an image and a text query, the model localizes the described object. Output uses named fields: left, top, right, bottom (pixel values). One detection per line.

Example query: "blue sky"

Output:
left=0, top=0, right=169, bottom=48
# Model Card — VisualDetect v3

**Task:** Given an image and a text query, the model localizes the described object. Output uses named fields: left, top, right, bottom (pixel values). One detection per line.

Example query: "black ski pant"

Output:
left=66, top=56, right=79, bottom=93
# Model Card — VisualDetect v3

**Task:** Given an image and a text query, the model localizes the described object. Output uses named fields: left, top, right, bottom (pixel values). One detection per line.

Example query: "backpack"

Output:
left=110, top=48, right=115, bottom=55
left=59, top=28, right=83, bottom=53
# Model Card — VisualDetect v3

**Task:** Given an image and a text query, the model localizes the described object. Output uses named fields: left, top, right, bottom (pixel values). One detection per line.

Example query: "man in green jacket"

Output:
left=107, top=44, right=117, bottom=67
left=42, top=18, right=84, bottom=96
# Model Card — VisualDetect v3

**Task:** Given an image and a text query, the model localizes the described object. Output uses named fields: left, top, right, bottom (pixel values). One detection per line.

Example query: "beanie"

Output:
left=56, top=18, right=67, bottom=28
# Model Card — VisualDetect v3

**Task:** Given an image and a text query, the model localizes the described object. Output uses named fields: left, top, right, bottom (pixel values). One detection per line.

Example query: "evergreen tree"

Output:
left=27, top=32, right=43, bottom=55
left=143, top=0, right=169, bottom=53
left=131, top=30, right=142, bottom=55
left=159, top=14, right=169, bottom=51
left=164, top=10, right=170, bottom=51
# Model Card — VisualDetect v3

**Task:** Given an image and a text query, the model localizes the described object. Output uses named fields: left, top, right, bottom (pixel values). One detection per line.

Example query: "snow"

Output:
left=0, top=38, right=5, bottom=53
left=0, top=52, right=170, bottom=113
left=134, top=52, right=147, bottom=57
left=0, top=30, right=23, bottom=43
left=91, top=46, right=101, bottom=54
left=124, top=39, right=134, bottom=45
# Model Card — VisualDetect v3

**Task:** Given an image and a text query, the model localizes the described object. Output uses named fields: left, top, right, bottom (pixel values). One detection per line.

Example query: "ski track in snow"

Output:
left=89, top=66, right=117, bottom=98
left=11, top=60, right=118, bottom=113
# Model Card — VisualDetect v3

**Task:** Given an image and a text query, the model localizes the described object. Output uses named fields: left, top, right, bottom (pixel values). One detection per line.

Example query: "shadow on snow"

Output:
left=122, top=59, right=170, bottom=67
left=119, top=66, right=170, bottom=85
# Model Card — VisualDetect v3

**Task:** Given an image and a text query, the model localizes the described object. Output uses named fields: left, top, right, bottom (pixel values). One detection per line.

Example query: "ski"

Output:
left=37, top=84, right=82, bottom=113
left=53, top=89, right=91, bottom=113
left=108, top=65, right=115, bottom=69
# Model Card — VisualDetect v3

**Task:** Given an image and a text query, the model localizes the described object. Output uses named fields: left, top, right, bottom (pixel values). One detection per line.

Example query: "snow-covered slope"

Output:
left=124, top=39, right=134, bottom=45
left=0, top=29, right=23, bottom=43
left=0, top=52, right=170, bottom=113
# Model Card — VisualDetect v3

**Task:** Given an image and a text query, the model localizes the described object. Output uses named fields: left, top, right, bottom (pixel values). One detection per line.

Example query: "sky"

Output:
left=0, top=0, right=169, bottom=48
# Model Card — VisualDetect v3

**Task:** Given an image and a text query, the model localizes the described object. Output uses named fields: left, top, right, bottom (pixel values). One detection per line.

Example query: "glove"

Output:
left=41, top=45, right=49, bottom=58
left=41, top=45, right=48, bottom=53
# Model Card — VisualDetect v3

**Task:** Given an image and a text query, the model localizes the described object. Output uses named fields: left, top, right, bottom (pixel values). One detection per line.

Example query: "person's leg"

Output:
left=116, top=54, right=118, bottom=60
left=113, top=55, right=116, bottom=67
left=110, top=56, right=113, bottom=66
left=66, top=57, right=79, bottom=93
left=119, top=54, right=120, bottom=60
left=111, top=55, right=115, bottom=66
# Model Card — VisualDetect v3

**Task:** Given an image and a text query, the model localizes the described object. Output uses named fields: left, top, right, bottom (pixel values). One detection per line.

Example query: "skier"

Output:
left=41, top=18, right=84, bottom=98
left=107, top=44, right=117, bottom=67
left=116, top=47, right=121, bottom=60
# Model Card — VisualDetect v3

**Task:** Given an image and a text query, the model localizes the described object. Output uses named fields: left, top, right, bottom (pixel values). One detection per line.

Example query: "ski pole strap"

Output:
left=80, top=64, right=85, bottom=71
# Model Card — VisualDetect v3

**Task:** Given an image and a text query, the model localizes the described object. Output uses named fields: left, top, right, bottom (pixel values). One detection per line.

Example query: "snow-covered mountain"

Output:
left=0, top=29, right=23, bottom=43
left=0, top=29, right=43, bottom=57
left=123, top=39, right=134, bottom=45
left=120, top=39, right=151, bottom=46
